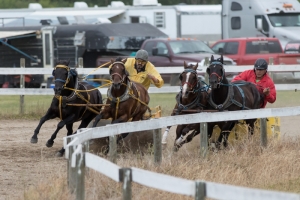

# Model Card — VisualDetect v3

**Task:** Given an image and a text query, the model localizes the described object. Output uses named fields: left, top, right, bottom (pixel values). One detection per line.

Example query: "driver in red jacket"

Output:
left=231, top=58, right=276, bottom=108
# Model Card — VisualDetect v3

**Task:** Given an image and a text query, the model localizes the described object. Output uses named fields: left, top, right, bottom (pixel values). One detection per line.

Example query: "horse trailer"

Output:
left=0, top=1, right=222, bottom=43
left=0, top=23, right=167, bottom=88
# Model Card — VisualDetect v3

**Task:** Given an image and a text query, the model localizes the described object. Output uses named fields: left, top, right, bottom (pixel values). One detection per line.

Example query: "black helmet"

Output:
left=254, top=58, right=268, bottom=70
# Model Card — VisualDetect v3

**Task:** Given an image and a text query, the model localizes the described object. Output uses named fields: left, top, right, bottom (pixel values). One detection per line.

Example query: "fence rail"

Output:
left=1, top=65, right=300, bottom=74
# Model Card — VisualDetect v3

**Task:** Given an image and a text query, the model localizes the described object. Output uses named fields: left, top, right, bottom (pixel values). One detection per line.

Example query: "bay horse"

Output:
left=92, top=57, right=151, bottom=148
left=30, top=60, right=103, bottom=156
left=206, top=55, right=262, bottom=147
left=161, top=62, right=210, bottom=151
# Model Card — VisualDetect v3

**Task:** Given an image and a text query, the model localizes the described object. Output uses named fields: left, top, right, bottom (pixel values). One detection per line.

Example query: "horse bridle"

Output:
left=208, top=61, right=225, bottom=86
left=53, top=65, right=77, bottom=89
left=179, top=69, right=199, bottom=92
left=110, top=62, right=127, bottom=84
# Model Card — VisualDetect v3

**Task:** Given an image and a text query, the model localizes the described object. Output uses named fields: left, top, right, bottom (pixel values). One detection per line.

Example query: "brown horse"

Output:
left=92, top=57, right=151, bottom=145
left=206, top=55, right=262, bottom=147
left=160, top=62, right=210, bottom=151
left=30, top=60, right=103, bottom=156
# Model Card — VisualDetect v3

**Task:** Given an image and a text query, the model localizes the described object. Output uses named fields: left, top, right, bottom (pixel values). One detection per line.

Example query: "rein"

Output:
left=54, top=65, right=100, bottom=120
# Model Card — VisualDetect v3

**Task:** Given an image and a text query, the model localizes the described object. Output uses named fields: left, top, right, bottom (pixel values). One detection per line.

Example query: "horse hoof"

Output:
left=56, top=151, right=64, bottom=157
left=172, top=146, right=179, bottom=152
left=46, top=141, right=54, bottom=148
left=30, top=137, right=38, bottom=143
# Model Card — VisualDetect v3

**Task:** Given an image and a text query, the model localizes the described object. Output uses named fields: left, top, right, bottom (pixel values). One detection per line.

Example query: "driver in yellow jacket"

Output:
left=124, top=49, right=164, bottom=90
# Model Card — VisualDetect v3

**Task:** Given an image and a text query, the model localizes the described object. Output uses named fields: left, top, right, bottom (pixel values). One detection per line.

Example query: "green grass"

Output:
left=0, top=91, right=299, bottom=119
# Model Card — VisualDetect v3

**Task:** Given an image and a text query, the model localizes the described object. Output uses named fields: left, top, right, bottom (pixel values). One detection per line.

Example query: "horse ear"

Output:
left=110, top=59, right=114, bottom=65
left=220, top=55, right=223, bottom=64
left=210, top=55, right=214, bottom=62
left=183, top=61, right=188, bottom=68
left=67, top=59, right=70, bottom=66
left=122, top=58, right=127, bottom=64
left=193, top=63, right=198, bottom=71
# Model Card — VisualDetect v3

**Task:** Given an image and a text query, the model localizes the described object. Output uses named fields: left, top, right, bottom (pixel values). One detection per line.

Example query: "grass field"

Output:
left=1, top=90, right=300, bottom=199
left=0, top=90, right=299, bottom=119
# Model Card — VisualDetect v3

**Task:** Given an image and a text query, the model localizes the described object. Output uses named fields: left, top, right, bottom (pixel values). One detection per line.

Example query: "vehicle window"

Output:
left=224, top=42, right=239, bottom=55
left=156, top=42, right=168, bottom=55
left=231, top=2, right=242, bottom=11
left=268, top=13, right=300, bottom=27
left=211, top=42, right=225, bottom=54
left=246, top=41, right=282, bottom=54
left=169, top=40, right=214, bottom=54
left=143, top=41, right=156, bottom=56
left=285, top=42, right=300, bottom=54
left=231, top=17, right=241, bottom=30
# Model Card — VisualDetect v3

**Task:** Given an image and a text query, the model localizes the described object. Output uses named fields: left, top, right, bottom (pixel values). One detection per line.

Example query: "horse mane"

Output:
left=115, top=57, right=123, bottom=62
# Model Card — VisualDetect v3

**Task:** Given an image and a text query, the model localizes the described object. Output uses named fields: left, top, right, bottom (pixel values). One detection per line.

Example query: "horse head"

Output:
left=109, top=57, right=128, bottom=90
left=179, top=61, right=199, bottom=98
left=52, top=60, right=77, bottom=95
left=206, top=55, right=225, bottom=89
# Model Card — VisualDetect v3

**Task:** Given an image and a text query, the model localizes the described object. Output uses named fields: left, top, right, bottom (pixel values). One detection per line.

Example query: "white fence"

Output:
left=65, top=106, right=300, bottom=200
left=1, top=65, right=300, bottom=95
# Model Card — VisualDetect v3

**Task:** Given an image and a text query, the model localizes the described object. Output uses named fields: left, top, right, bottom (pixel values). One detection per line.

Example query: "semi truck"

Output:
left=222, top=0, right=300, bottom=48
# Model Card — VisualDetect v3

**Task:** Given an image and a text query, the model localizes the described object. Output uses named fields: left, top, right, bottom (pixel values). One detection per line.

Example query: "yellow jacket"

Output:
left=124, top=58, right=164, bottom=90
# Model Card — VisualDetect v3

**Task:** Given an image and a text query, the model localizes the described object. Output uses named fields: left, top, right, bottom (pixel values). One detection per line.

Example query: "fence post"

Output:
left=268, top=57, right=274, bottom=80
left=78, top=57, right=83, bottom=68
left=204, top=57, right=209, bottom=83
left=75, top=141, right=87, bottom=200
left=153, top=128, right=162, bottom=165
left=200, top=123, right=208, bottom=158
left=260, top=118, right=268, bottom=147
left=19, top=58, right=25, bottom=115
left=68, top=140, right=76, bottom=193
left=119, top=168, right=132, bottom=200
left=195, top=180, right=206, bottom=200
left=109, top=135, right=117, bottom=163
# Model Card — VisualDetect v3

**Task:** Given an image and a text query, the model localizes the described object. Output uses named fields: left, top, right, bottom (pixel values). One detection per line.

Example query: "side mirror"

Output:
left=218, top=47, right=224, bottom=54
left=152, top=47, right=158, bottom=56
left=256, top=18, right=262, bottom=31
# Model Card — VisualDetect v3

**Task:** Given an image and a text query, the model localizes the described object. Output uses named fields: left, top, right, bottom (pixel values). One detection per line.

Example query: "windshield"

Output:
left=268, top=13, right=300, bottom=27
left=169, top=40, right=214, bottom=54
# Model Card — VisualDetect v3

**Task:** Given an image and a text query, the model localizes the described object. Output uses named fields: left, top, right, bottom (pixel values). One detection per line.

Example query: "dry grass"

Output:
left=23, top=134, right=300, bottom=200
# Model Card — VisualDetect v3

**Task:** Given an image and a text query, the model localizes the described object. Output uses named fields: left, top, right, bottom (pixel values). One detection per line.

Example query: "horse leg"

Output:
left=178, top=129, right=200, bottom=147
left=173, top=125, right=185, bottom=152
left=162, top=126, right=172, bottom=145
left=56, top=123, right=74, bottom=157
left=46, top=114, right=75, bottom=147
left=218, top=122, right=236, bottom=148
left=31, top=109, right=56, bottom=143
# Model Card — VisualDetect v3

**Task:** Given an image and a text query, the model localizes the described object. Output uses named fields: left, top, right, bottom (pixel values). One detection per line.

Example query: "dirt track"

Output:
left=0, top=116, right=299, bottom=199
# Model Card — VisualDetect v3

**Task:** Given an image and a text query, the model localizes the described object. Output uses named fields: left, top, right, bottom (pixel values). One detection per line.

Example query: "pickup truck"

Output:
left=210, top=37, right=300, bottom=83
left=97, top=38, right=236, bottom=85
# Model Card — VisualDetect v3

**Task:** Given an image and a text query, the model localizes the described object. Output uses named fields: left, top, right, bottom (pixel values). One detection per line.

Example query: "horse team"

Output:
left=30, top=55, right=262, bottom=156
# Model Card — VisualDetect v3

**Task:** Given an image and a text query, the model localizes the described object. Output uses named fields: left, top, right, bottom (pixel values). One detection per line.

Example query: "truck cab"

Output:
left=222, top=0, right=300, bottom=48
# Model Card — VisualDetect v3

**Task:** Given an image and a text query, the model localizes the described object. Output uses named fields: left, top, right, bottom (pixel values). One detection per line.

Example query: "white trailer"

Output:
left=0, top=1, right=222, bottom=43
left=222, top=0, right=300, bottom=48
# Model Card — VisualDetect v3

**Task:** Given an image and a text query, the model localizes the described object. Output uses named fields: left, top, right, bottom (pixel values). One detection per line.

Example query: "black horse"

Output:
left=30, top=60, right=103, bottom=156
left=206, top=55, right=262, bottom=147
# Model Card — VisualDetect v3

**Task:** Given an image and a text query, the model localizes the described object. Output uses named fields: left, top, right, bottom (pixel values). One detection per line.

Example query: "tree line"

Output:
left=0, top=0, right=222, bottom=9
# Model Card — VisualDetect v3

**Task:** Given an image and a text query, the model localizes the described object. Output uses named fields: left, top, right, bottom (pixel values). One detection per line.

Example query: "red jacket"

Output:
left=231, top=70, right=276, bottom=108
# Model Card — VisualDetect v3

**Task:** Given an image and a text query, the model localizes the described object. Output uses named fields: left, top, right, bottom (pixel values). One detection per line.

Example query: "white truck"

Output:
left=222, top=0, right=300, bottom=48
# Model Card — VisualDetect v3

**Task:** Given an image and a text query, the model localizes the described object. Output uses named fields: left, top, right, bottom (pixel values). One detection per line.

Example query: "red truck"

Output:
left=210, top=37, right=300, bottom=65
left=97, top=38, right=236, bottom=85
